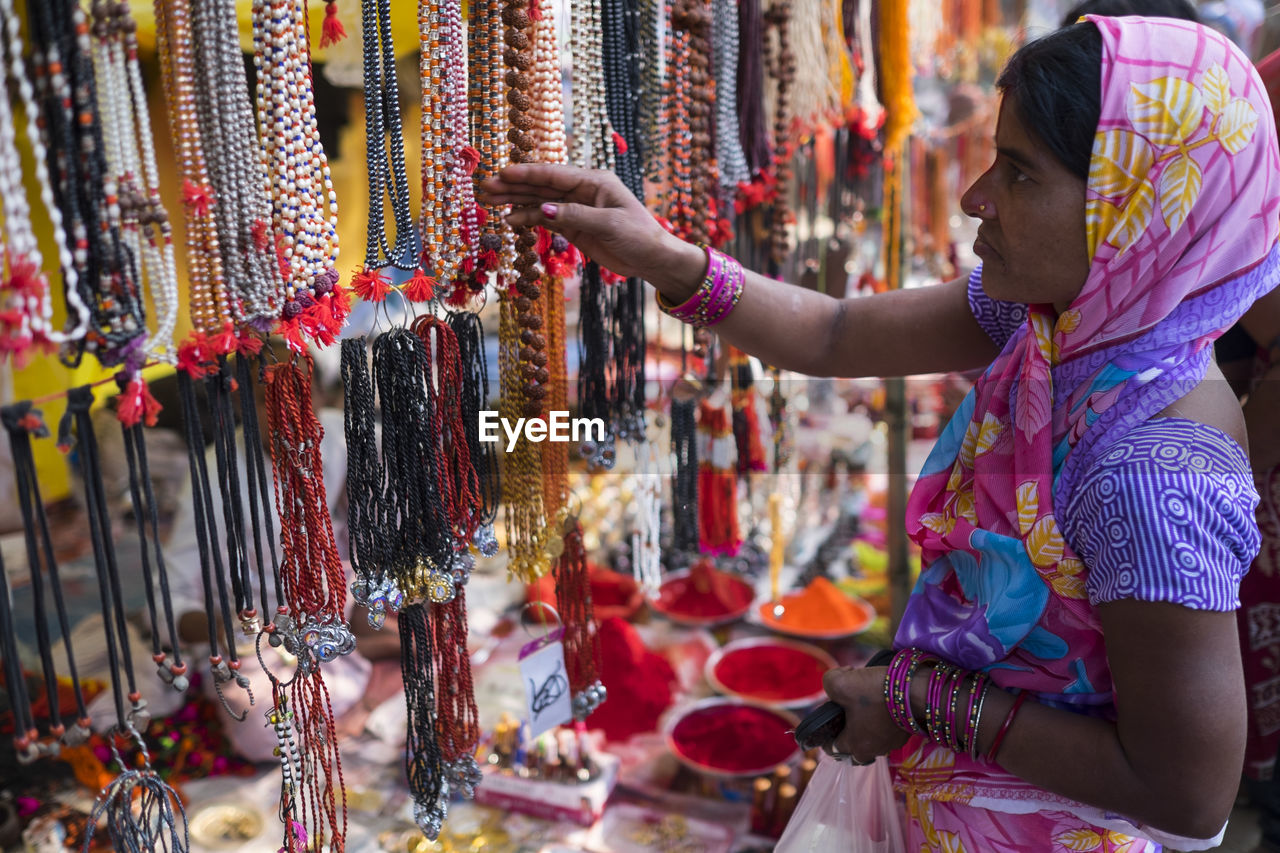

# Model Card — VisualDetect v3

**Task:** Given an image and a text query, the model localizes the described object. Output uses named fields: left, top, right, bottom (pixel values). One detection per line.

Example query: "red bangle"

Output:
left=986, top=690, right=1030, bottom=763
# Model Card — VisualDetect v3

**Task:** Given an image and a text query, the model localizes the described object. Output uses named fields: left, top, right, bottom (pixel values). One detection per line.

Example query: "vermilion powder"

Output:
left=657, top=560, right=753, bottom=618
left=670, top=704, right=796, bottom=772
left=714, top=645, right=827, bottom=701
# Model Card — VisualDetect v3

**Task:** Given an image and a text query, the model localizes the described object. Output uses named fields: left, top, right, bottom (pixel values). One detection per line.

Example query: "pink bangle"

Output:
left=966, top=674, right=989, bottom=759
left=924, top=663, right=953, bottom=745
left=655, top=247, right=744, bottom=327
left=986, top=691, right=1030, bottom=763
left=883, top=648, right=932, bottom=734
left=943, top=669, right=966, bottom=751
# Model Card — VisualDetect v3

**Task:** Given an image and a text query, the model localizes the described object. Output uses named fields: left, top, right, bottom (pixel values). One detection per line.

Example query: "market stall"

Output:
left=0, top=0, right=1071, bottom=850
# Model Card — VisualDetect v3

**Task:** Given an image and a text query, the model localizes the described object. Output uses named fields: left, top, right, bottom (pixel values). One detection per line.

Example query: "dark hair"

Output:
left=995, top=23, right=1102, bottom=180
left=1060, top=0, right=1199, bottom=29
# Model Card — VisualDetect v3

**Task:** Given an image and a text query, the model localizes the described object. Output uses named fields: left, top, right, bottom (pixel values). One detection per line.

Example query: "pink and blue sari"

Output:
left=893, top=16, right=1280, bottom=851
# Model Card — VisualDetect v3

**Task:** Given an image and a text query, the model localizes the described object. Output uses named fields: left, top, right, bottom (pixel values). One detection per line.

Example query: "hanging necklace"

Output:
left=571, top=0, right=615, bottom=171
left=28, top=0, right=146, bottom=368
left=356, top=0, right=417, bottom=284
left=764, top=0, right=796, bottom=269
left=60, top=387, right=189, bottom=852
left=638, top=0, right=667, bottom=183
left=263, top=357, right=352, bottom=853
left=736, top=0, right=772, bottom=175
left=190, top=0, right=282, bottom=338
left=711, top=0, right=750, bottom=191
left=251, top=0, right=346, bottom=350
left=447, top=310, right=500, bottom=553
left=2, top=404, right=94, bottom=754
left=464, top=0, right=509, bottom=295
left=557, top=516, right=606, bottom=719
left=0, top=0, right=87, bottom=365
left=87, top=0, right=179, bottom=365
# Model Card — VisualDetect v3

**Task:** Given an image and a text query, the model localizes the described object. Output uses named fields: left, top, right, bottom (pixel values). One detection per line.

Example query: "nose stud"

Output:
left=978, top=203, right=987, bottom=212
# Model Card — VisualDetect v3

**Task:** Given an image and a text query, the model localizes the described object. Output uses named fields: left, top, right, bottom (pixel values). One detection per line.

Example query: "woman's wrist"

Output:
left=648, top=232, right=710, bottom=304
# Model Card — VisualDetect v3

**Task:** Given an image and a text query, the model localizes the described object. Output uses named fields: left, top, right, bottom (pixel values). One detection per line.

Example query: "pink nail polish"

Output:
left=541, top=203, right=558, bottom=220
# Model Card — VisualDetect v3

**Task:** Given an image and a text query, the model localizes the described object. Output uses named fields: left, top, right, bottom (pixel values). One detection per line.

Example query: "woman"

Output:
left=481, top=15, right=1280, bottom=851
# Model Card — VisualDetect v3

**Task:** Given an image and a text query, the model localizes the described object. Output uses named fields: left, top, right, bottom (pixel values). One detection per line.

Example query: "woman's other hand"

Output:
left=477, top=164, right=706, bottom=299
left=822, top=666, right=909, bottom=762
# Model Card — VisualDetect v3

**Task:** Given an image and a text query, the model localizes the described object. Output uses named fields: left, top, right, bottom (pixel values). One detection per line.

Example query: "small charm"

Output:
left=473, top=524, right=499, bottom=557
left=426, top=570, right=456, bottom=604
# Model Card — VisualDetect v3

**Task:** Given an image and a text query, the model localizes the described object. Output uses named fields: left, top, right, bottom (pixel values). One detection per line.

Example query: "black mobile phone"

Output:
left=792, top=649, right=895, bottom=750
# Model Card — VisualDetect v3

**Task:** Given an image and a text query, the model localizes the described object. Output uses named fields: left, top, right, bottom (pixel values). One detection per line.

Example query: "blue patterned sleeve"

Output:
left=966, top=263, right=1027, bottom=349
left=1064, top=421, right=1260, bottom=612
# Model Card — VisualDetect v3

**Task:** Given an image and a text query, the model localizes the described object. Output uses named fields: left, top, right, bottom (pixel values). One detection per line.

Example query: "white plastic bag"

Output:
left=774, top=753, right=908, bottom=853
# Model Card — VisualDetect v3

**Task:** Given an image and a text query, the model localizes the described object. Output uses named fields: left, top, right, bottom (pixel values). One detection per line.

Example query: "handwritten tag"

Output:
left=519, top=627, right=572, bottom=738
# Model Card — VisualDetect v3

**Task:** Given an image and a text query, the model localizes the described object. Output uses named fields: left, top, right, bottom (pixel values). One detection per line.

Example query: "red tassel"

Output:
left=331, top=281, right=352, bottom=317
left=534, top=227, right=553, bottom=258
left=475, top=207, right=489, bottom=227
left=461, top=255, right=476, bottom=276
left=176, top=332, right=213, bottom=377
left=479, top=249, right=499, bottom=271
left=117, top=377, right=163, bottom=428
left=251, top=218, right=272, bottom=252
left=320, top=1, right=346, bottom=47
left=458, top=146, right=482, bottom=175
left=529, top=0, right=543, bottom=20
left=611, top=131, right=629, bottom=155
left=351, top=267, right=392, bottom=302
left=446, top=286, right=473, bottom=309
left=235, top=332, right=264, bottom=357
left=212, top=320, right=238, bottom=355
left=404, top=270, right=438, bottom=302
left=182, top=180, right=213, bottom=217
left=277, top=317, right=306, bottom=352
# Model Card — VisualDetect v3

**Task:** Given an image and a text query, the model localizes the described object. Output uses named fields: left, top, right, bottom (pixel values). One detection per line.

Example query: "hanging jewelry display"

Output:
left=27, top=0, right=146, bottom=369
left=153, top=0, right=227, bottom=342
left=711, top=0, right=750, bottom=192
left=416, top=0, right=477, bottom=304
left=251, top=0, right=347, bottom=350
left=464, top=0, right=508, bottom=295
left=234, top=344, right=284, bottom=629
left=341, top=338, right=398, bottom=629
left=352, top=0, right=418, bottom=304
left=788, top=0, right=843, bottom=127
left=410, top=315, right=484, bottom=800
left=188, top=0, right=281, bottom=338
left=637, top=0, right=666, bottom=182
left=263, top=357, right=351, bottom=853
left=173, top=342, right=255, bottom=714
left=763, top=0, right=796, bottom=268
left=59, top=387, right=189, bottom=852
left=557, top=515, right=606, bottom=719
left=680, top=0, right=717, bottom=247
left=697, top=396, right=742, bottom=556
left=571, top=0, right=615, bottom=172
left=2, top=403, right=94, bottom=753
left=89, top=0, right=180, bottom=397
left=369, top=329, right=453, bottom=836
left=736, top=0, right=772, bottom=175
left=670, top=391, right=700, bottom=554
left=447, top=311, right=500, bottom=554
left=600, top=0, right=650, bottom=446
left=113, top=374, right=189, bottom=692
left=0, top=0, right=87, bottom=366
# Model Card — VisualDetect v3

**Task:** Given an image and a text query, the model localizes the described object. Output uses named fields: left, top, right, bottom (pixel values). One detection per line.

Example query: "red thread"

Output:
left=320, top=1, right=347, bottom=47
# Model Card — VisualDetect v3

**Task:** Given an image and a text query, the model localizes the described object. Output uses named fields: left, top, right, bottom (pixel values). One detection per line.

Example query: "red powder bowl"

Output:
left=650, top=568, right=756, bottom=627
left=665, top=698, right=800, bottom=777
left=706, top=638, right=836, bottom=708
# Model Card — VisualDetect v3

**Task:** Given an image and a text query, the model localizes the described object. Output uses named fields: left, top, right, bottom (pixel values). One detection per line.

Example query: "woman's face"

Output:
left=960, top=97, right=1091, bottom=314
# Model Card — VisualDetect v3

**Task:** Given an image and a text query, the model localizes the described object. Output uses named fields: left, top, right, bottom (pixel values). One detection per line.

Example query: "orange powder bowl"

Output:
left=756, top=577, right=876, bottom=640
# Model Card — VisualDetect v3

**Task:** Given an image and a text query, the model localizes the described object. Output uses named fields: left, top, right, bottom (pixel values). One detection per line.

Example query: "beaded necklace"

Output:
left=0, top=0, right=86, bottom=365
left=251, top=0, right=346, bottom=350
left=446, top=311, right=500, bottom=554
left=263, top=357, right=351, bottom=852
left=28, top=0, right=146, bottom=368
left=711, top=0, right=750, bottom=190
left=465, top=0, right=510, bottom=294
left=571, top=0, right=615, bottom=171
left=498, top=297, right=549, bottom=582
left=153, top=0, right=225, bottom=340
left=190, top=0, right=281, bottom=338
left=87, top=1, right=179, bottom=365
left=736, top=0, right=772, bottom=175
left=638, top=0, right=667, bottom=182
left=557, top=516, right=606, bottom=720
left=764, top=0, right=796, bottom=267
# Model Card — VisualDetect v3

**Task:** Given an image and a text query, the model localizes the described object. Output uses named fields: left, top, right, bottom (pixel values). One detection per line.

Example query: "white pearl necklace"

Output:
left=88, top=2, right=180, bottom=363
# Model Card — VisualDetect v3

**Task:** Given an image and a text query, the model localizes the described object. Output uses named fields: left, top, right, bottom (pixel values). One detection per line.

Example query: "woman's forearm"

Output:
left=650, top=233, right=999, bottom=378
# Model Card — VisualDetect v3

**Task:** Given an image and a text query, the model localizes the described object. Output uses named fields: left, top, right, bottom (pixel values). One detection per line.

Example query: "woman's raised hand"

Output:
left=477, top=164, right=703, bottom=290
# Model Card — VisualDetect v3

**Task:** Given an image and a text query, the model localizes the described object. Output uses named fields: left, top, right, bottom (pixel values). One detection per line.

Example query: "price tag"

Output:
left=518, top=627, right=573, bottom=738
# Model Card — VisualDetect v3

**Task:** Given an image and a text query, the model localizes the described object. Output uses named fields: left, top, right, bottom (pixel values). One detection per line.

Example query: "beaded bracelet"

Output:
left=656, top=246, right=745, bottom=328
left=923, top=662, right=955, bottom=745
left=945, top=669, right=967, bottom=752
left=987, top=690, right=1030, bottom=763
